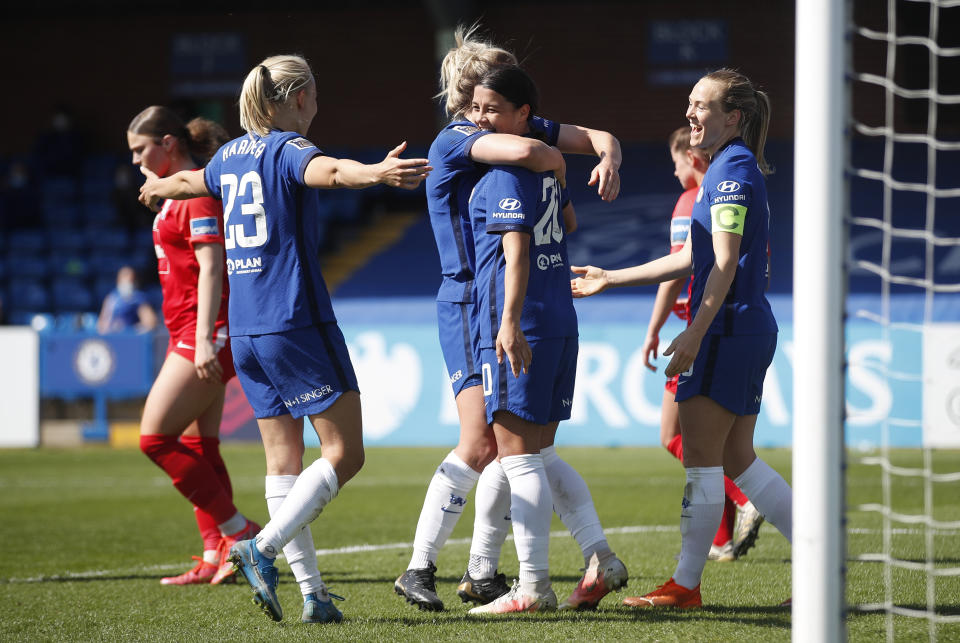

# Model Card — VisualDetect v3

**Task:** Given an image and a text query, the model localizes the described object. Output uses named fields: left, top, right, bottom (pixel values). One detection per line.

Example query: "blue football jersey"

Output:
left=470, top=165, right=578, bottom=348
left=426, top=116, right=560, bottom=304
left=203, top=130, right=336, bottom=336
left=688, top=138, right=778, bottom=336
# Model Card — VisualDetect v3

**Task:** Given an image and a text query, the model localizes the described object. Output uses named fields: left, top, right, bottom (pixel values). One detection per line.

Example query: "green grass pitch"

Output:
left=1, top=446, right=958, bottom=641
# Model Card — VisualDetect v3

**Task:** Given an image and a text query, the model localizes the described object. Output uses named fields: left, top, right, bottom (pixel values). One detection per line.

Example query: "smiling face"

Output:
left=685, top=77, right=740, bottom=156
left=470, top=85, right=529, bottom=136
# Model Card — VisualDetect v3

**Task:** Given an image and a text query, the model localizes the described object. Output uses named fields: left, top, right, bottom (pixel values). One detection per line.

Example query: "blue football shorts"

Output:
left=480, top=336, right=577, bottom=425
left=231, top=323, right=359, bottom=419
left=437, top=300, right=483, bottom=396
left=675, top=333, right=777, bottom=416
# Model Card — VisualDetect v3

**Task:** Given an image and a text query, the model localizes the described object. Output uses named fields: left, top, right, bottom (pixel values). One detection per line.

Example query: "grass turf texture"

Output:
left=1, top=446, right=958, bottom=641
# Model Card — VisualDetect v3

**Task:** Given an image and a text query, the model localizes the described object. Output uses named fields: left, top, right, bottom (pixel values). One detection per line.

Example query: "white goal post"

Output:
left=792, top=0, right=847, bottom=641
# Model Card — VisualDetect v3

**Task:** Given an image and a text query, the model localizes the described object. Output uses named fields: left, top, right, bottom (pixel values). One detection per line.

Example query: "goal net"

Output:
left=795, top=1, right=960, bottom=641
left=847, top=0, right=960, bottom=640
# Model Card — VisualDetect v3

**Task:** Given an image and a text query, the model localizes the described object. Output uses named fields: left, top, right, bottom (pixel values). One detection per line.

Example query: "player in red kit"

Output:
left=127, top=106, right=259, bottom=585
left=642, top=127, right=763, bottom=562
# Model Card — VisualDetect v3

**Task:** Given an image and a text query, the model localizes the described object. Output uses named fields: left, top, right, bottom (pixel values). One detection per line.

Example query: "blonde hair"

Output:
left=437, top=24, right=517, bottom=118
left=127, top=106, right=229, bottom=165
left=239, top=55, right=314, bottom=136
left=702, top=68, right=773, bottom=175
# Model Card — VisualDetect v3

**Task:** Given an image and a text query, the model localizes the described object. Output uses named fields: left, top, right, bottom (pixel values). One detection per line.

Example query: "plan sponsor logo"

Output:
left=536, top=253, right=564, bottom=270
left=226, top=256, right=263, bottom=275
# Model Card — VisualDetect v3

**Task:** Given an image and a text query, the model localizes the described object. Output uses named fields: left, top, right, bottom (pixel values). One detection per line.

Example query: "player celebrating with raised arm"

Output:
left=394, top=25, right=625, bottom=612
left=645, top=127, right=763, bottom=563
left=127, top=106, right=259, bottom=587
left=572, top=69, right=792, bottom=609
left=140, top=55, right=430, bottom=624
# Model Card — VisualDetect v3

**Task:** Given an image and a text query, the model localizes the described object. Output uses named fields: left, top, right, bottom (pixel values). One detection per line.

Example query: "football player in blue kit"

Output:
left=394, top=25, right=626, bottom=613
left=572, top=68, right=793, bottom=609
left=459, top=66, right=619, bottom=615
left=139, top=54, right=431, bottom=624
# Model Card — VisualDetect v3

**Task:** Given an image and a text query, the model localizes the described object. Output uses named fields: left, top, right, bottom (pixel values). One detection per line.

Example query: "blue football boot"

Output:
left=229, top=539, right=282, bottom=622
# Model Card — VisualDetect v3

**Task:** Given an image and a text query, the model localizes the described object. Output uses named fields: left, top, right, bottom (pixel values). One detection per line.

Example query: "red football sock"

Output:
left=666, top=434, right=684, bottom=462
left=724, top=474, right=749, bottom=507
left=713, top=496, right=737, bottom=546
left=139, top=434, right=238, bottom=525
left=181, top=436, right=233, bottom=499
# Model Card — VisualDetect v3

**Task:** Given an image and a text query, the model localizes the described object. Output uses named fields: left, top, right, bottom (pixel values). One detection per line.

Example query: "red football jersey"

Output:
left=669, top=187, right=697, bottom=322
left=153, top=192, right=229, bottom=338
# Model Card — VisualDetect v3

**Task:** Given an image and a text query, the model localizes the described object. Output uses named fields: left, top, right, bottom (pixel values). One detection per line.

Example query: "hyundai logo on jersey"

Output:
left=497, top=197, right=522, bottom=211
left=717, top=180, right=741, bottom=192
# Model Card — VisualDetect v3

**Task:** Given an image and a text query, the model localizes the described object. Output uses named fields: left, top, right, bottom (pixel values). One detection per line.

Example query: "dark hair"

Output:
left=477, top=66, right=539, bottom=120
left=127, top=106, right=230, bottom=165
left=702, top=68, right=773, bottom=175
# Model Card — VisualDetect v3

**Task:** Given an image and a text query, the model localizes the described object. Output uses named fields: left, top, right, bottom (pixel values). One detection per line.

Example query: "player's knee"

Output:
left=139, top=433, right=173, bottom=463
left=326, top=443, right=364, bottom=486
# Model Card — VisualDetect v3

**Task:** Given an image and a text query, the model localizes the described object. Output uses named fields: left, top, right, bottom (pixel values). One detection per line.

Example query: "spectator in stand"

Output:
left=96, top=265, right=158, bottom=333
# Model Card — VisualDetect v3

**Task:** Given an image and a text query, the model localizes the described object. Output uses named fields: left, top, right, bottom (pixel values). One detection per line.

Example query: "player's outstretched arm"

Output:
left=557, top=125, right=622, bottom=201
left=571, top=241, right=692, bottom=298
left=304, top=142, right=431, bottom=190
left=139, top=167, right=211, bottom=211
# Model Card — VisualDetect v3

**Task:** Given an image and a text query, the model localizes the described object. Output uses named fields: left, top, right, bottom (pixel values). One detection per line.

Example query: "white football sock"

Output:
left=218, top=512, right=247, bottom=537
left=501, top=454, right=552, bottom=594
left=541, top=446, right=612, bottom=566
left=202, top=549, right=219, bottom=565
left=468, top=460, right=512, bottom=579
left=734, top=457, right=793, bottom=543
left=265, top=475, right=325, bottom=596
left=673, top=466, right=725, bottom=590
left=255, top=458, right=338, bottom=559
left=407, top=451, right=480, bottom=570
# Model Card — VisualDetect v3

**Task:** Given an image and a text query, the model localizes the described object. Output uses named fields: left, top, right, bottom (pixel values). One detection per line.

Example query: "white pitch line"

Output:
left=5, top=524, right=955, bottom=584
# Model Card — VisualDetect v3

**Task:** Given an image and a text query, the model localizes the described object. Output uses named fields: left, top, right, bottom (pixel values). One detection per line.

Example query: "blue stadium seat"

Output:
left=40, top=177, right=77, bottom=204
left=48, top=228, right=87, bottom=252
left=93, top=274, right=115, bottom=302
left=7, top=280, right=50, bottom=311
left=84, top=226, right=129, bottom=251
left=41, top=204, right=82, bottom=228
left=82, top=178, right=114, bottom=202
left=5, top=252, right=50, bottom=279
left=8, top=229, right=47, bottom=252
left=51, top=277, right=95, bottom=312
left=49, top=254, right=91, bottom=279
left=30, top=313, right=57, bottom=332
left=89, top=253, right=129, bottom=279
left=83, top=201, right=119, bottom=224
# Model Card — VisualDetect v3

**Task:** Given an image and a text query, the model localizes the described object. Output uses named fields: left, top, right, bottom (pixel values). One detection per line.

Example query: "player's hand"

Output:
left=496, top=320, right=531, bottom=378
left=587, top=157, right=620, bottom=202
left=377, top=141, right=432, bottom=190
left=570, top=265, right=609, bottom=298
left=194, top=337, right=223, bottom=383
left=663, top=327, right=703, bottom=379
left=642, top=333, right=660, bottom=372
left=138, top=166, right=163, bottom=212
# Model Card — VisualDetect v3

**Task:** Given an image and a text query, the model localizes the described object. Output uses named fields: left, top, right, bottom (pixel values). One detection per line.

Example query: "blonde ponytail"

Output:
left=437, top=24, right=517, bottom=118
left=239, top=55, right=313, bottom=136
